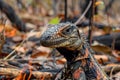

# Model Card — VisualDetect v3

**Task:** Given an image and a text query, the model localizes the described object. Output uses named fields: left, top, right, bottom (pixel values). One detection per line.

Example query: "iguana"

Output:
left=40, top=22, right=109, bottom=80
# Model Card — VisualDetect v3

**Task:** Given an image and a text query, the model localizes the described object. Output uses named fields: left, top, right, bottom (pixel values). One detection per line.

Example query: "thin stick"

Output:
left=0, top=67, right=53, bottom=79
left=64, top=0, right=67, bottom=22
left=74, top=1, right=92, bottom=25
left=4, top=38, right=26, bottom=60
left=88, top=0, right=94, bottom=44
left=4, top=30, right=35, bottom=60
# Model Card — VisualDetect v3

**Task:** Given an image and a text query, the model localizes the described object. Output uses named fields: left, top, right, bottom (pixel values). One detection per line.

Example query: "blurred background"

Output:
left=0, top=0, right=120, bottom=79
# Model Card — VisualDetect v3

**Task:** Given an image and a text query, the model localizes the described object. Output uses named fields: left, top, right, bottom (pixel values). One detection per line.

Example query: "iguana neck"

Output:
left=56, top=47, right=79, bottom=62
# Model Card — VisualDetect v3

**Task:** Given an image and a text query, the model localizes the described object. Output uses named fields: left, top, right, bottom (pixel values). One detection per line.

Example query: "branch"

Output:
left=74, top=0, right=92, bottom=25
left=0, top=67, right=53, bottom=79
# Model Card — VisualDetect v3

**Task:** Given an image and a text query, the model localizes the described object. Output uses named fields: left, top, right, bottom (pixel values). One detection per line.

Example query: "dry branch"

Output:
left=1, top=60, right=120, bottom=79
left=0, top=67, right=53, bottom=79
left=103, top=65, right=120, bottom=74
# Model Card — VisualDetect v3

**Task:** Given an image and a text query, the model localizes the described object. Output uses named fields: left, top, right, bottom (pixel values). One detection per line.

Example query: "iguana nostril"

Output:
left=40, top=35, right=50, bottom=41
left=46, top=36, right=50, bottom=39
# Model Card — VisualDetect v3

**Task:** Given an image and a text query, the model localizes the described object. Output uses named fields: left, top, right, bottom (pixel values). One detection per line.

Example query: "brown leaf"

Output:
left=94, top=55, right=109, bottom=64
left=31, top=51, right=48, bottom=58
left=92, top=45, right=112, bottom=54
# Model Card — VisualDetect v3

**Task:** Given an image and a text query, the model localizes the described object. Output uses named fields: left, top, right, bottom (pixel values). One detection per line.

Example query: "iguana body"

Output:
left=40, top=22, right=108, bottom=80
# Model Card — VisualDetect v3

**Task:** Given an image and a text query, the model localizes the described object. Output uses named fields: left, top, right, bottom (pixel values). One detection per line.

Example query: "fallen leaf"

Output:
left=94, top=55, right=109, bottom=64
left=92, top=45, right=112, bottom=54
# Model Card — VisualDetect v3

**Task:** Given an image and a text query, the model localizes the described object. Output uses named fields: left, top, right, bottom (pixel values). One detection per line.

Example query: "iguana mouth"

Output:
left=40, top=38, right=68, bottom=47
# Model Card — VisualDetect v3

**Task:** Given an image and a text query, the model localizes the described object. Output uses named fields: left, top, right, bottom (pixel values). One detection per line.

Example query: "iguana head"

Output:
left=40, top=22, right=85, bottom=50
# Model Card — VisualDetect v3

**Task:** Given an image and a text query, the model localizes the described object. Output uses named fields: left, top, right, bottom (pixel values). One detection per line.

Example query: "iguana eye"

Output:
left=66, top=27, right=72, bottom=33
left=62, top=27, right=72, bottom=35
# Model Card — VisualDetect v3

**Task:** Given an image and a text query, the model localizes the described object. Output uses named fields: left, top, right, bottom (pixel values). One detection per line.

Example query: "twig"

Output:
left=110, top=65, right=117, bottom=79
left=74, top=1, right=92, bottom=25
left=103, top=64, right=120, bottom=74
left=0, top=67, right=53, bottom=79
left=1, top=65, right=120, bottom=79
left=4, top=30, right=35, bottom=60
left=64, top=0, right=67, bottom=22
left=88, top=0, right=95, bottom=44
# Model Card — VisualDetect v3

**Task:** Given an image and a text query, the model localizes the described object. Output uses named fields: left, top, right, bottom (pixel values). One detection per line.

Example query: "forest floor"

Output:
left=0, top=0, right=120, bottom=79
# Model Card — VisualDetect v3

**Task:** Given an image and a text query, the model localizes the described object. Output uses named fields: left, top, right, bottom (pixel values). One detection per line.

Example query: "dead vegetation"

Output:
left=0, top=0, right=120, bottom=79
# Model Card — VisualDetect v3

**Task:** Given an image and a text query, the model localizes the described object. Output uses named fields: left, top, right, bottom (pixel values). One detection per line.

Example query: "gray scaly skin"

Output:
left=40, top=22, right=109, bottom=80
